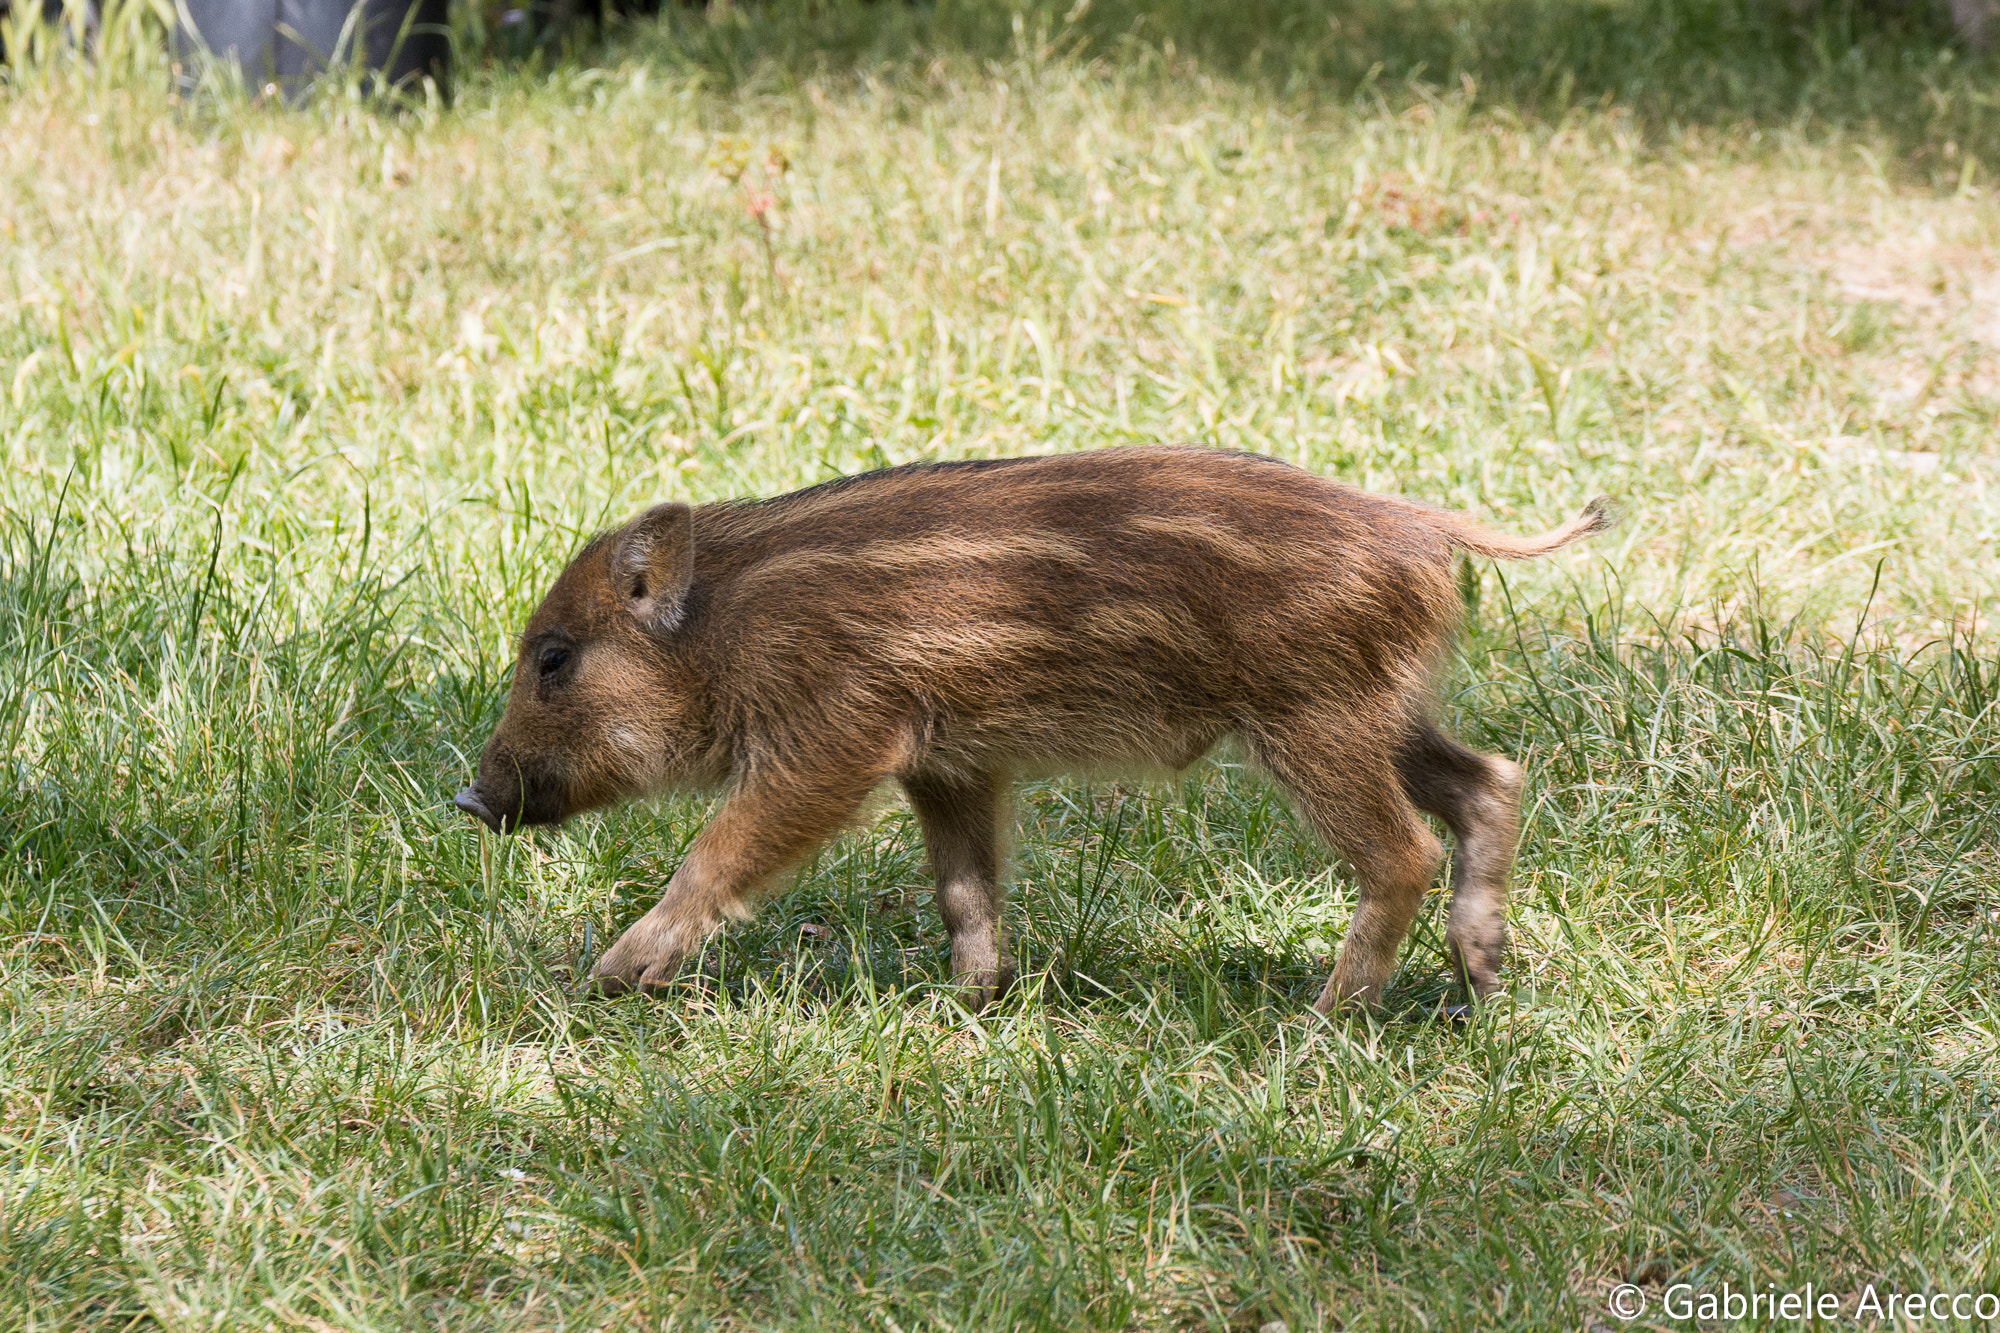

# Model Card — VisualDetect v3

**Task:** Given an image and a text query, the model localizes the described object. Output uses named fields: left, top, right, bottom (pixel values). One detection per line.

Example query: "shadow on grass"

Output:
left=561, top=0, right=1999, bottom=175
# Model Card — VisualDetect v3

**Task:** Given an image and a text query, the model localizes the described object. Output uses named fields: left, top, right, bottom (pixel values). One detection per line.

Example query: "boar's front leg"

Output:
left=902, top=769, right=1014, bottom=1009
left=590, top=770, right=882, bottom=998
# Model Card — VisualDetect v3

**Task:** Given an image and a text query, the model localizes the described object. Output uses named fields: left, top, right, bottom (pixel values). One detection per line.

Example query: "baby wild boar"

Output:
left=455, top=447, right=1610, bottom=1014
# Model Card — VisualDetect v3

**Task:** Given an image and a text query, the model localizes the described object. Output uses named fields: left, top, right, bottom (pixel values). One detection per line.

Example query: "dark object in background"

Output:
left=492, top=0, right=661, bottom=53
left=0, top=0, right=76, bottom=30
left=0, top=0, right=92, bottom=62
left=557, top=0, right=667, bottom=25
left=173, top=0, right=449, bottom=97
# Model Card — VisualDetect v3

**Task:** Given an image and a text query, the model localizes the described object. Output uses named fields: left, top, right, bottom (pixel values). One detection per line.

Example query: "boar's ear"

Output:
left=613, top=502, right=694, bottom=633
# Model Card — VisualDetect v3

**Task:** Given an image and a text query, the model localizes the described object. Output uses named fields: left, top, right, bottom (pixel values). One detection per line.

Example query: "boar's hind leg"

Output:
left=1394, top=720, right=1524, bottom=1002
left=902, top=770, right=1014, bottom=1009
left=591, top=772, right=882, bottom=999
left=1252, top=724, right=1444, bottom=1016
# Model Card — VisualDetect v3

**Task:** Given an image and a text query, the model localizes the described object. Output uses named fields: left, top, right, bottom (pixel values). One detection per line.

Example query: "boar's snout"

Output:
left=453, top=787, right=503, bottom=833
left=455, top=743, right=570, bottom=833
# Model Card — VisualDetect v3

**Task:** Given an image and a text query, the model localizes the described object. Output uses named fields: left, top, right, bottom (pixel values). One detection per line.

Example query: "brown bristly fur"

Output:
left=455, top=446, right=1612, bottom=1016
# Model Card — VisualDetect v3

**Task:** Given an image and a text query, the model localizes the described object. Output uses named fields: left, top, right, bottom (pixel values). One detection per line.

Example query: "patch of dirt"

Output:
left=1829, top=231, right=2000, bottom=347
left=1971, top=272, right=2000, bottom=347
left=1832, top=236, right=1951, bottom=309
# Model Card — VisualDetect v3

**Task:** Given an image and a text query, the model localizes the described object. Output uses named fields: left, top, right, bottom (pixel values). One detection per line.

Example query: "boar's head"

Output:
left=455, top=503, right=705, bottom=833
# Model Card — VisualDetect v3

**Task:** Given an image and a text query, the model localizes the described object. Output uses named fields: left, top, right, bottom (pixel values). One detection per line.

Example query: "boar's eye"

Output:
left=537, top=645, right=572, bottom=678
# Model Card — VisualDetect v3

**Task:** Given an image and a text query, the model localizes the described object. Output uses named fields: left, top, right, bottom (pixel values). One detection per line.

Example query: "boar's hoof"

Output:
left=584, top=972, right=637, bottom=1000
left=953, top=965, right=1016, bottom=1011
left=585, top=920, right=694, bottom=1000
left=586, top=956, right=686, bottom=1000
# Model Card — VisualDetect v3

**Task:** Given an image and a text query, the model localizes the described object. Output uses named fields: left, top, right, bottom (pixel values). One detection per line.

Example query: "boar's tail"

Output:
left=1427, top=496, right=1616, bottom=560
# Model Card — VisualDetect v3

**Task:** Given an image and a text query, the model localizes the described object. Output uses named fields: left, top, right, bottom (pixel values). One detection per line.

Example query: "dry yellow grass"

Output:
left=6, top=17, right=2000, bottom=647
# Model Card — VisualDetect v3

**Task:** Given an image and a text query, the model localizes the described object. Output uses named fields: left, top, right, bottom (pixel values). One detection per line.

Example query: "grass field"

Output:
left=4, top=0, right=2000, bottom=1327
